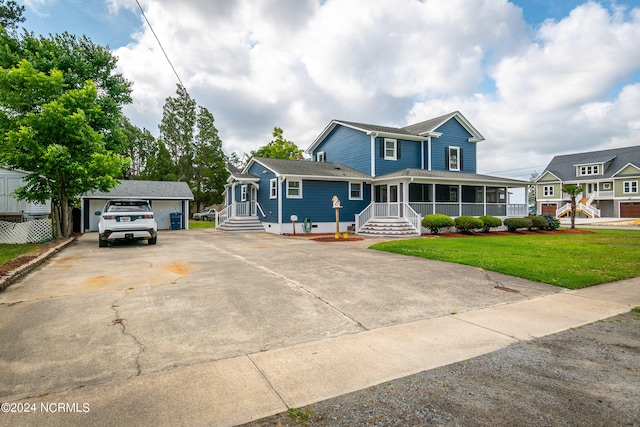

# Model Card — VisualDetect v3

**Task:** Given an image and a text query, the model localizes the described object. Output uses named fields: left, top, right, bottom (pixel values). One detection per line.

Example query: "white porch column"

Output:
left=458, top=184, right=462, bottom=216
left=231, top=182, right=237, bottom=216
left=483, top=185, right=487, bottom=216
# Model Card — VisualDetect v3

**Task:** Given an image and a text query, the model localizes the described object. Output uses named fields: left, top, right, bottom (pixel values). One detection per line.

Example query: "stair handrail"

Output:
left=256, top=201, right=266, bottom=218
left=402, top=202, right=422, bottom=235
left=355, top=203, right=374, bottom=233
left=217, top=204, right=233, bottom=227
left=586, top=191, right=597, bottom=206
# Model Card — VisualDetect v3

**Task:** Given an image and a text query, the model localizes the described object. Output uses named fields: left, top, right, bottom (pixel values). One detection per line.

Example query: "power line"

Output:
left=135, top=0, right=184, bottom=88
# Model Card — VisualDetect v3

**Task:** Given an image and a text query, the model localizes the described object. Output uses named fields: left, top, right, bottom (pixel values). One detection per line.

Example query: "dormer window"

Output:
left=578, top=164, right=600, bottom=176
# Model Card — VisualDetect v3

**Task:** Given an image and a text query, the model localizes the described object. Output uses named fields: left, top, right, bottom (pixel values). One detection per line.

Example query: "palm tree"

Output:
left=562, top=184, right=583, bottom=229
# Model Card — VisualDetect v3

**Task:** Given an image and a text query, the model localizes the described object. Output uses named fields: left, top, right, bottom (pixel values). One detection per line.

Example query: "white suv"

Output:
left=98, top=199, right=157, bottom=247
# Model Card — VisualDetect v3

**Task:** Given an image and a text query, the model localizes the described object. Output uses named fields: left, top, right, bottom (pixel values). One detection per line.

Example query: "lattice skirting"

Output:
left=0, top=219, right=53, bottom=244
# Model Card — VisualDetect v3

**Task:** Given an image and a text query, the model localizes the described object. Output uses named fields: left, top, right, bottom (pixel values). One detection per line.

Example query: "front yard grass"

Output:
left=189, top=219, right=216, bottom=229
left=370, top=229, right=640, bottom=289
left=0, top=243, right=40, bottom=266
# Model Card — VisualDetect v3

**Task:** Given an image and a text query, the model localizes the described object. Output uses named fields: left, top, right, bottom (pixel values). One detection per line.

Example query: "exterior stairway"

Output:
left=358, top=217, right=420, bottom=237
left=217, top=216, right=265, bottom=232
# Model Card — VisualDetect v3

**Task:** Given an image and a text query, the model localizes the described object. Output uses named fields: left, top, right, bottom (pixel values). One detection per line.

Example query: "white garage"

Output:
left=81, top=180, right=194, bottom=231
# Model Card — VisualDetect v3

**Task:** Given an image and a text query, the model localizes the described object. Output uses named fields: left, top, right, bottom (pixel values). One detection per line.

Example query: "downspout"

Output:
left=370, top=132, right=378, bottom=177
left=278, top=175, right=285, bottom=231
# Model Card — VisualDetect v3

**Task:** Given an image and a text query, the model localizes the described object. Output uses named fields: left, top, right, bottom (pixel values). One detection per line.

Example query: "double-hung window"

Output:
left=269, top=178, right=277, bottom=199
left=384, top=138, right=397, bottom=160
left=287, top=180, right=302, bottom=198
left=349, top=182, right=363, bottom=200
left=543, top=185, right=554, bottom=197
left=623, top=181, right=638, bottom=194
left=448, top=147, right=460, bottom=171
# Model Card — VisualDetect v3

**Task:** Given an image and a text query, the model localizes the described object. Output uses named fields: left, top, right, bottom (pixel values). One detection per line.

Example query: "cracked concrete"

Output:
left=110, top=290, right=145, bottom=376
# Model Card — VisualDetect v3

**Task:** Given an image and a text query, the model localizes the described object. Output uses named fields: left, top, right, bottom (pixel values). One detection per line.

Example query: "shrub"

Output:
left=503, top=217, right=532, bottom=232
left=528, top=215, right=549, bottom=230
left=454, top=216, right=484, bottom=234
left=422, top=214, right=454, bottom=234
left=479, top=215, right=502, bottom=232
left=541, top=213, right=561, bottom=231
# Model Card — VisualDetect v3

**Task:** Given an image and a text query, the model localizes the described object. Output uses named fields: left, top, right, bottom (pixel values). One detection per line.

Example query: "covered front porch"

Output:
left=218, top=178, right=266, bottom=232
left=355, top=180, right=528, bottom=235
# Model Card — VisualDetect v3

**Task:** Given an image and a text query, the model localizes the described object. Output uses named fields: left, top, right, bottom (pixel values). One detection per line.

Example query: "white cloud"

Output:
left=112, top=0, right=640, bottom=177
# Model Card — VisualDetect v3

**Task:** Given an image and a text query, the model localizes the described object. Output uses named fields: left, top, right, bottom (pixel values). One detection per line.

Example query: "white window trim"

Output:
left=384, top=138, right=397, bottom=160
left=349, top=182, right=363, bottom=200
left=448, top=146, right=460, bottom=171
left=241, top=185, right=247, bottom=201
left=543, top=185, right=554, bottom=197
left=578, top=164, right=601, bottom=176
left=269, top=178, right=277, bottom=199
left=623, top=180, right=638, bottom=194
left=316, top=151, right=326, bottom=162
left=286, top=179, right=302, bottom=198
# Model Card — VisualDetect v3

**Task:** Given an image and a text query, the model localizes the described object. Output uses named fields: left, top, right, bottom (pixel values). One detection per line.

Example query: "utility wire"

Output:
left=135, top=0, right=185, bottom=88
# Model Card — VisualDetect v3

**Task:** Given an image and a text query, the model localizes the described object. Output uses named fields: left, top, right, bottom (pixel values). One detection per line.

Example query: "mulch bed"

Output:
left=0, top=239, right=66, bottom=276
left=424, top=229, right=595, bottom=238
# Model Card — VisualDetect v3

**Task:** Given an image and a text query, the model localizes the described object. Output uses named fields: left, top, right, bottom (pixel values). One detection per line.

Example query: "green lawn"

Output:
left=0, top=243, right=40, bottom=266
left=370, top=229, right=640, bottom=289
left=188, top=219, right=216, bottom=229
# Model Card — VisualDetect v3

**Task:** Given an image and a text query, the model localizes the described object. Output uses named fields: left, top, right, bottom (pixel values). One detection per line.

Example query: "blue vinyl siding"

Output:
left=313, top=125, right=370, bottom=174
left=430, top=118, right=477, bottom=173
left=282, top=180, right=371, bottom=223
left=248, top=162, right=279, bottom=222
left=374, top=137, right=421, bottom=176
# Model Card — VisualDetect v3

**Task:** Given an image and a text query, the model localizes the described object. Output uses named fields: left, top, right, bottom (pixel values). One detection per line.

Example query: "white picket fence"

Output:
left=0, top=219, right=53, bottom=244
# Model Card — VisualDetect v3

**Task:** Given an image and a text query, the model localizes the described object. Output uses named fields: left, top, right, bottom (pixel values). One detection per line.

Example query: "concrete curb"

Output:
left=0, top=237, right=75, bottom=292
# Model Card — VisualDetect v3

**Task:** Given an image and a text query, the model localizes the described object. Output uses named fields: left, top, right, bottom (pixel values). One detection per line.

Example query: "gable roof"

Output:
left=306, top=111, right=484, bottom=154
left=84, top=180, right=194, bottom=199
left=248, top=157, right=371, bottom=180
left=538, top=145, right=640, bottom=182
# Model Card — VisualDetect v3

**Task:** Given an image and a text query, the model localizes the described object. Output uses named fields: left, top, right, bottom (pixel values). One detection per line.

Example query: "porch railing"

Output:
left=356, top=202, right=421, bottom=234
left=217, top=201, right=262, bottom=228
left=404, top=203, right=421, bottom=235
left=409, top=202, right=524, bottom=217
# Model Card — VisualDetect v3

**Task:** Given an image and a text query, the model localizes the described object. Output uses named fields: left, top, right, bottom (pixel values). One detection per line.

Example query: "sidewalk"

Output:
left=3, top=277, right=638, bottom=427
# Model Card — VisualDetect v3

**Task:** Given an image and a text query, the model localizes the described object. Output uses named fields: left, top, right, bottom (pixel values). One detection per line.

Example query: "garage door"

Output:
left=540, top=203, right=557, bottom=216
left=152, top=200, right=185, bottom=230
left=620, top=202, right=640, bottom=218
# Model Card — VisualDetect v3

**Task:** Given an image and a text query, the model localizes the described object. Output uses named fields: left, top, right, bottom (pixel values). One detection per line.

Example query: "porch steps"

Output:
left=359, top=217, right=420, bottom=237
left=217, top=216, right=265, bottom=233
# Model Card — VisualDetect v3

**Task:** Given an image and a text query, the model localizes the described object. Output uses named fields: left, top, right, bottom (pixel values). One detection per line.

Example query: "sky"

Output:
left=19, top=0, right=640, bottom=183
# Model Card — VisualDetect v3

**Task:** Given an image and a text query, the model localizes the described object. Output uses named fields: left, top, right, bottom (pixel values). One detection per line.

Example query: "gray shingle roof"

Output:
left=377, top=168, right=528, bottom=186
left=401, top=112, right=459, bottom=135
left=85, top=180, right=194, bottom=199
left=252, top=157, right=371, bottom=179
left=542, top=145, right=640, bottom=181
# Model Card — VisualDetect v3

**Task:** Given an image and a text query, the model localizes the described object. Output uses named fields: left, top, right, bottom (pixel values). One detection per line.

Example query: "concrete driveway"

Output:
left=2, top=229, right=635, bottom=426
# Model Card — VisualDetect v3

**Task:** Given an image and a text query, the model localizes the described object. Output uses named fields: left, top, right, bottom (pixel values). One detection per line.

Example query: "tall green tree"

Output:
left=193, top=106, right=227, bottom=209
left=0, top=60, right=129, bottom=237
left=251, top=127, right=302, bottom=160
left=158, top=84, right=196, bottom=182
left=562, top=184, right=583, bottom=229
left=158, top=84, right=229, bottom=208
left=0, top=28, right=132, bottom=152
left=120, top=116, right=157, bottom=178
left=0, top=0, right=25, bottom=30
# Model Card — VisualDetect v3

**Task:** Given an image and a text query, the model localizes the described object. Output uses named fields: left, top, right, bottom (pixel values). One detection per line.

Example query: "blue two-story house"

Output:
left=220, top=111, right=528, bottom=235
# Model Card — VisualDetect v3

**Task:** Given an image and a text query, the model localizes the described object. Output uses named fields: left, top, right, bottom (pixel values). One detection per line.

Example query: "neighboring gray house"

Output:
left=0, top=167, right=51, bottom=220
left=81, top=180, right=194, bottom=231
left=536, top=145, right=640, bottom=218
